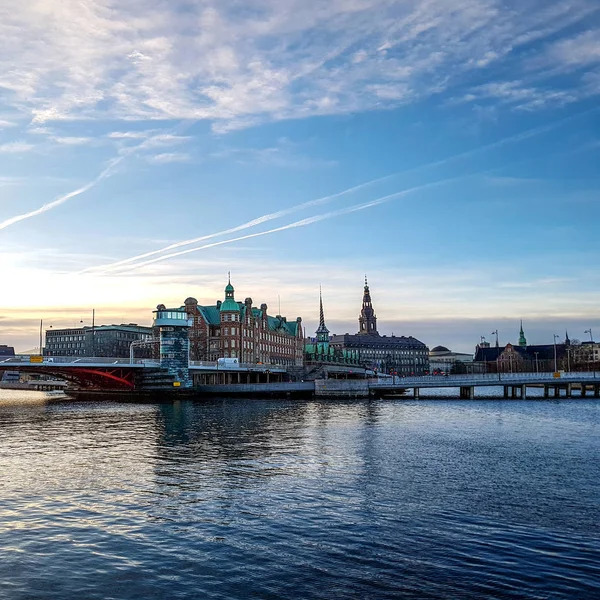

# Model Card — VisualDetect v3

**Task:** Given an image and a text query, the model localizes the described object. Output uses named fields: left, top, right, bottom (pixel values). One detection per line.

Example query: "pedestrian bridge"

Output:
left=370, top=372, right=600, bottom=399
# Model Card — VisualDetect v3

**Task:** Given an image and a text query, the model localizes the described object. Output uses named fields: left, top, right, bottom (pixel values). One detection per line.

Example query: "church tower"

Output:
left=358, top=276, right=379, bottom=336
left=518, top=320, right=527, bottom=347
left=315, top=287, right=330, bottom=345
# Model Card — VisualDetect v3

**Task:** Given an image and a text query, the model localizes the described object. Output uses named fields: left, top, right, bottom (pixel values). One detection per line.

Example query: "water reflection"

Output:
left=0, top=391, right=599, bottom=599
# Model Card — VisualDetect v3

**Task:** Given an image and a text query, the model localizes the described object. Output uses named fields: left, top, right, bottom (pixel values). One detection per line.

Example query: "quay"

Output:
left=0, top=353, right=598, bottom=399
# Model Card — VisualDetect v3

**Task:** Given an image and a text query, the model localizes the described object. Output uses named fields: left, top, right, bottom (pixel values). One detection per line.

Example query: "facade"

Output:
left=178, top=277, right=304, bottom=366
left=0, top=344, right=15, bottom=357
left=429, top=346, right=474, bottom=373
left=44, top=324, right=153, bottom=357
left=330, top=278, right=429, bottom=375
left=570, top=341, right=600, bottom=370
left=153, top=305, right=193, bottom=387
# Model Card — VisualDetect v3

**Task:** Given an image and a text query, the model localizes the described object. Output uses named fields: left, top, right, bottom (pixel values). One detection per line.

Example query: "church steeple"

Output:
left=315, top=287, right=330, bottom=344
left=358, top=275, right=378, bottom=336
left=518, top=320, right=527, bottom=347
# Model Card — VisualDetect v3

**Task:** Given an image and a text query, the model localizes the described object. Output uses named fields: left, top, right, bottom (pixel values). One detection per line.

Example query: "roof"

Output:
left=220, top=298, right=240, bottom=312
left=431, top=345, right=450, bottom=353
left=193, top=302, right=300, bottom=336
left=474, top=343, right=567, bottom=362
left=330, top=333, right=427, bottom=349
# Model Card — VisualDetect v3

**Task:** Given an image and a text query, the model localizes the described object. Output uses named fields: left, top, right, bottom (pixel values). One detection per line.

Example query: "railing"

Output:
left=189, top=361, right=287, bottom=372
left=370, top=371, right=599, bottom=386
left=0, top=356, right=158, bottom=366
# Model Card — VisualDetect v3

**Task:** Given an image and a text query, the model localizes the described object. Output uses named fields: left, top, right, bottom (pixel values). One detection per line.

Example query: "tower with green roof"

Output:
left=220, top=273, right=241, bottom=313
left=518, top=320, right=527, bottom=347
left=315, top=287, right=330, bottom=350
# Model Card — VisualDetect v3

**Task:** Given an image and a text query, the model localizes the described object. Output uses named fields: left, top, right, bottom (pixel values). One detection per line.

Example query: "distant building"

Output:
left=0, top=344, right=15, bottom=357
left=179, top=276, right=304, bottom=366
left=44, top=324, right=153, bottom=357
left=305, top=289, right=360, bottom=365
left=429, top=346, right=474, bottom=373
left=570, top=341, right=600, bottom=370
left=473, top=323, right=569, bottom=372
left=329, top=278, right=429, bottom=375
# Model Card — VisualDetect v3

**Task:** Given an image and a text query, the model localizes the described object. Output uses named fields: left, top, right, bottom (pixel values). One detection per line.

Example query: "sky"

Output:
left=0, top=0, right=599, bottom=353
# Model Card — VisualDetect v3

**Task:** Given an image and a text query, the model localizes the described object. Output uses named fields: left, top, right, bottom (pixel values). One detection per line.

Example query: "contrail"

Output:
left=0, top=122, right=194, bottom=232
left=86, top=105, right=598, bottom=273
left=112, top=175, right=463, bottom=273
left=0, top=157, right=123, bottom=231
left=82, top=173, right=397, bottom=273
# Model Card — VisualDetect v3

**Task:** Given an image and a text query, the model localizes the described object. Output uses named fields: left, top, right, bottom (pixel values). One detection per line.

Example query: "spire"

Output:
left=565, top=330, right=570, bottom=345
left=358, top=276, right=378, bottom=336
left=315, top=286, right=330, bottom=343
left=518, top=320, right=527, bottom=347
left=319, top=286, right=326, bottom=329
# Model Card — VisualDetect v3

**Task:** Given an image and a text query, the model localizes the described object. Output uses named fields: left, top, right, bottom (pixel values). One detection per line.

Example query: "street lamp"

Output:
left=534, top=351, right=539, bottom=373
left=584, top=329, right=593, bottom=342
left=553, top=334, right=559, bottom=373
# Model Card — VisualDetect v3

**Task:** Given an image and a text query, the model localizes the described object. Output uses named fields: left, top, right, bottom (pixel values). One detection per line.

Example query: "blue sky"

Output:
left=1, top=0, right=599, bottom=352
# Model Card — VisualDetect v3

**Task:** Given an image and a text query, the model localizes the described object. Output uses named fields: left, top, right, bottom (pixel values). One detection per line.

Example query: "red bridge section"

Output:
left=0, top=362, right=144, bottom=391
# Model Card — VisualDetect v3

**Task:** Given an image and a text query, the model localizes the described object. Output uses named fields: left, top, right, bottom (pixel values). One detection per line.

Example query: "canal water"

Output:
left=1, top=389, right=598, bottom=599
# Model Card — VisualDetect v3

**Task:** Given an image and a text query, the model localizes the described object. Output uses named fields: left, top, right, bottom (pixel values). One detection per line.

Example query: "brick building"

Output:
left=177, top=277, right=304, bottom=366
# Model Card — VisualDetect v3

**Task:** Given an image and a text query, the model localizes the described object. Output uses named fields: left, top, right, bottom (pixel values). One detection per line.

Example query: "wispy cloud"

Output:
left=0, top=141, right=34, bottom=153
left=147, top=152, right=190, bottom=164
left=52, top=136, right=93, bottom=145
left=0, top=1, right=597, bottom=130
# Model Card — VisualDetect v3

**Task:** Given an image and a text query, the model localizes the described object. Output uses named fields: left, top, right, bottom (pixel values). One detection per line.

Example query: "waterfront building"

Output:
left=44, top=324, right=153, bottom=357
left=329, top=278, right=429, bottom=375
left=570, top=341, right=600, bottom=370
left=0, top=344, right=15, bottom=357
left=473, top=323, right=569, bottom=372
left=429, top=346, right=474, bottom=373
left=180, top=277, right=304, bottom=366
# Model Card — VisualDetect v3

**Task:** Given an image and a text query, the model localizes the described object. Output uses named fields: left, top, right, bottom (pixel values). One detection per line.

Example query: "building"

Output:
left=176, top=277, right=304, bottom=366
left=329, top=278, right=429, bottom=375
left=305, top=289, right=360, bottom=365
left=473, top=323, right=569, bottom=372
left=570, top=341, right=600, bottom=371
left=429, top=346, right=474, bottom=373
left=0, top=344, right=15, bottom=357
left=44, top=324, right=153, bottom=357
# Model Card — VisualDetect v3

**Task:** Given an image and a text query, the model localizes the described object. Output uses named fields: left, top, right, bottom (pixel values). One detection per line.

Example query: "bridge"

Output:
left=0, top=355, right=290, bottom=392
left=369, top=372, right=600, bottom=399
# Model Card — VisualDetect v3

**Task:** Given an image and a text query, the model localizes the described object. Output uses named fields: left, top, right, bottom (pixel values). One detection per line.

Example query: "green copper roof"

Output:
left=220, top=298, right=240, bottom=312
left=197, top=305, right=221, bottom=325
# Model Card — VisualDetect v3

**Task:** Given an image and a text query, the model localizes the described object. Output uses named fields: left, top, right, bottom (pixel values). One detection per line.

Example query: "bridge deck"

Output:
left=371, top=372, right=599, bottom=389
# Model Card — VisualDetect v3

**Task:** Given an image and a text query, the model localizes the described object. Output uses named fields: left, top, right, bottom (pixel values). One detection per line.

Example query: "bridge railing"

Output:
left=370, top=371, right=599, bottom=386
left=0, top=356, right=159, bottom=366
left=189, top=360, right=287, bottom=372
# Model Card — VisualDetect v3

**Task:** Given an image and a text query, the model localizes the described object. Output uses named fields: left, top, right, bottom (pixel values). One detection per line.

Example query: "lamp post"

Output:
left=553, top=334, right=559, bottom=373
left=534, top=351, right=539, bottom=373
left=584, top=328, right=593, bottom=342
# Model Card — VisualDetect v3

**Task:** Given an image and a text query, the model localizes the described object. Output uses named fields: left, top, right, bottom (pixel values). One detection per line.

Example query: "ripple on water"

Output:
left=0, top=391, right=599, bottom=599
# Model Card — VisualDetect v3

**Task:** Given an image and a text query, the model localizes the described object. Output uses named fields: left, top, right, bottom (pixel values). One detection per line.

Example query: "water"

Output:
left=1, top=389, right=599, bottom=599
